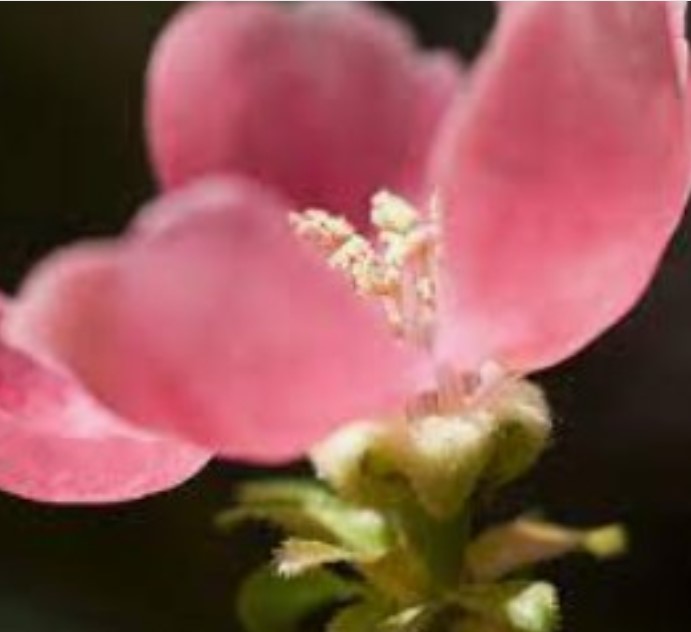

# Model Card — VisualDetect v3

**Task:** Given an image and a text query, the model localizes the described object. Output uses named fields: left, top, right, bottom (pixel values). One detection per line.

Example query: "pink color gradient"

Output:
left=432, top=3, right=691, bottom=371
left=147, top=2, right=461, bottom=225
left=0, top=290, right=209, bottom=503
left=1, top=2, right=689, bottom=502
left=7, top=179, right=415, bottom=463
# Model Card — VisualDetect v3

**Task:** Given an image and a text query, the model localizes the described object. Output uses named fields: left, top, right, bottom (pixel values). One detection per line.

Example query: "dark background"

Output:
left=0, top=3, right=690, bottom=631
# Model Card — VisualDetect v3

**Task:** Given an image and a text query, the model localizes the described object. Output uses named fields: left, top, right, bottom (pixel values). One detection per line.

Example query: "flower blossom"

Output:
left=0, top=2, right=689, bottom=503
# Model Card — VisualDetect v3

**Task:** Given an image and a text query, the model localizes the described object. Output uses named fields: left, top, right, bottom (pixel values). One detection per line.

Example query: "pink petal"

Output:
left=0, top=292, right=209, bottom=504
left=10, top=179, right=416, bottom=463
left=432, top=2, right=691, bottom=371
left=147, top=2, right=461, bottom=224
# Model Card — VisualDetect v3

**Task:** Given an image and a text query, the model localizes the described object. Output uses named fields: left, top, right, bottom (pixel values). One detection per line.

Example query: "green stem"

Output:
left=392, top=497, right=472, bottom=593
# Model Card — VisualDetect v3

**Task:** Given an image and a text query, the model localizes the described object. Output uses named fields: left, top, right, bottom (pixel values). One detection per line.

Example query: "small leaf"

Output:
left=456, top=581, right=559, bottom=632
left=236, top=479, right=330, bottom=506
left=218, top=479, right=393, bottom=558
left=464, top=518, right=627, bottom=581
left=237, top=565, right=359, bottom=632
left=216, top=505, right=326, bottom=539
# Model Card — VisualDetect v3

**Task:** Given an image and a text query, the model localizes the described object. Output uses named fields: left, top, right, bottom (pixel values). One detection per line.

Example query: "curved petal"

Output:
left=0, top=293, right=210, bottom=504
left=147, top=1, right=461, bottom=224
left=432, top=2, right=691, bottom=371
left=9, top=179, right=416, bottom=463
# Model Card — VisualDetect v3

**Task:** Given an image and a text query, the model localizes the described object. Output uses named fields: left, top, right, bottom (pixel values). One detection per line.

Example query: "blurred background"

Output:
left=0, top=3, right=690, bottom=631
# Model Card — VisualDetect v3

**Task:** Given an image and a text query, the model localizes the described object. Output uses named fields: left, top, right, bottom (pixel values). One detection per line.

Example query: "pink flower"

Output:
left=0, top=2, right=689, bottom=503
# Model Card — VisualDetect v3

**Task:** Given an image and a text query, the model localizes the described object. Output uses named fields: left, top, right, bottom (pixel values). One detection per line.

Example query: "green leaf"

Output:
left=217, top=479, right=393, bottom=558
left=456, top=581, right=560, bottom=632
left=237, top=565, right=360, bottom=632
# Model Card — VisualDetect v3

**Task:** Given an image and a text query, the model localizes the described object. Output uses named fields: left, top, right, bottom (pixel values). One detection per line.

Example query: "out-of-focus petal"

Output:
left=147, top=2, right=461, bottom=224
left=0, top=294, right=210, bottom=504
left=432, top=2, right=690, bottom=371
left=9, top=179, right=416, bottom=463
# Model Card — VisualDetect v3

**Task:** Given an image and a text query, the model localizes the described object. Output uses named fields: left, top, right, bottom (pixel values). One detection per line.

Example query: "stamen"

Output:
left=291, top=191, right=441, bottom=347
left=371, top=191, right=419, bottom=234
left=288, top=209, right=354, bottom=254
left=291, top=195, right=527, bottom=427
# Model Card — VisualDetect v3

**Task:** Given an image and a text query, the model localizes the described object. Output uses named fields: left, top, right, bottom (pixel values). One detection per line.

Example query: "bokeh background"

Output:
left=0, top=3, right=690, bottom=631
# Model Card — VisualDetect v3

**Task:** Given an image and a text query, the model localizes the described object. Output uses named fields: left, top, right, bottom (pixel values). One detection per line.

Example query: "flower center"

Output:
left=290, top=193, right=517, bottom=420
left=290, top=191, right=440, bottom=348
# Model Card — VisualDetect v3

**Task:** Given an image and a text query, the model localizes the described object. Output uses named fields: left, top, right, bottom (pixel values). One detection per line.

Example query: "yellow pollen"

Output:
left=371, top=190, right=419, bottom=233
left=291, top=190, right=440, bottom=346
left=288, top=209, right=354, bottom=253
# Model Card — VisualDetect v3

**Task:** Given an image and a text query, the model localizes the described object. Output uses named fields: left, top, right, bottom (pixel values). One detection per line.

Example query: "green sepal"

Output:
left=237, top=565, right=360, bottom=632
left=310, top=418, right=494, bottom=521
left=310, top=380, right=552, bottom=522
left=310, top=422, right=414, bottom=510
left=456, top=581, right=560, bottom=632
left=479, top=381, right=551, bottom=491
left=217, top=479, right=393, bottom=558
left=400, top=416, right=497, bottom=520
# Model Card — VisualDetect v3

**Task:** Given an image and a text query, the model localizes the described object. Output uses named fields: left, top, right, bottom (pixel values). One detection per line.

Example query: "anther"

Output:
left=290, top=191, right=441, bottom=346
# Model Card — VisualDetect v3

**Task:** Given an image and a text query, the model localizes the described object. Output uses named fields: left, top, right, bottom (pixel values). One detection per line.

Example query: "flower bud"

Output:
left=310, top=379, right=552, bottom=520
